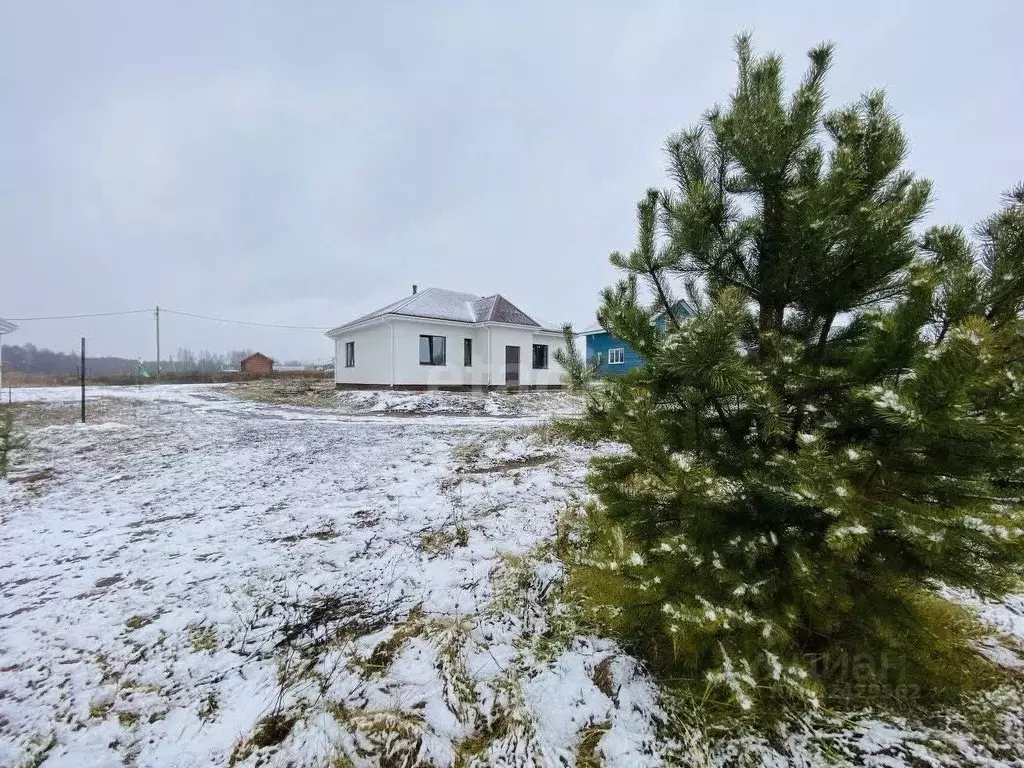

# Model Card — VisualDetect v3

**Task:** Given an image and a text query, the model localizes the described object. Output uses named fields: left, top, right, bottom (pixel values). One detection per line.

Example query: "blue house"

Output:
left=581, top=301, right=693, bottom=375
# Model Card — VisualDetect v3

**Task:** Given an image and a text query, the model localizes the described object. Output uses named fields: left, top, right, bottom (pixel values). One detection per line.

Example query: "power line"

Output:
left=161, top=308, right=330, bottom=331
left=8, top=307, right=329, bottom=331
left=9, top=309, right=151, bottom=321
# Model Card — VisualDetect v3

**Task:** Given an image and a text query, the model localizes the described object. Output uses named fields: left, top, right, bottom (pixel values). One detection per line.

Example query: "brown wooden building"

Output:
left=239, top=352, right=273, bottom=375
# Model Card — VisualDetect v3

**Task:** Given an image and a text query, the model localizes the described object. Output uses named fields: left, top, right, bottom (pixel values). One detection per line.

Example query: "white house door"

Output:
left=504, top=345, right=520, bottom=388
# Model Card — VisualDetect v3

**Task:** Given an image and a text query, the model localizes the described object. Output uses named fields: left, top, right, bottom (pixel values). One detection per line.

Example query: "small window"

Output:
left=532, top=344, right=548, bottom=369
left=607, top=347, right=625, bottom=365
left=419, top=335, right=446, bottom=366
left=344, top=341, right=355, bottom=368
left=464, top=338, right=473, bottom=367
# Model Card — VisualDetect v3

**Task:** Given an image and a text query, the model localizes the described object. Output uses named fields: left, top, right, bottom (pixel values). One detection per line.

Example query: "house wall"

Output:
left=391, top=318, right=489, bottom=387
left=240, top=355, right=273, bottom=374
left=582, top=301, right=691, bottom=376
left=334, top=323, right=394, bottom=385
left=331, top=319, right=567, bottom=388
left=585, top=331, right=644, bottom=375
left=486, top=326, right=567, bottom=387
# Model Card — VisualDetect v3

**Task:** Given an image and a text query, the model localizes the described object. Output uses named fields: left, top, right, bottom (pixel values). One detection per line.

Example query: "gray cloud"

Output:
left=2, top=0, right=1021, bottom=360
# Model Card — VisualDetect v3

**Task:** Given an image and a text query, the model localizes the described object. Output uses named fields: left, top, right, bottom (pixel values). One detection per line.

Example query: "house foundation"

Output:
left=335, top=383, right=564, bottom=392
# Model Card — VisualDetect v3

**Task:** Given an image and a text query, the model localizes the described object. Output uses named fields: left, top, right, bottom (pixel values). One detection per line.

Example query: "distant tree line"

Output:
left=1, top=343, right=313, bottom=375
left=1, top=343, right=137, bottom=375
left=165, top=347, right=254, bottom=373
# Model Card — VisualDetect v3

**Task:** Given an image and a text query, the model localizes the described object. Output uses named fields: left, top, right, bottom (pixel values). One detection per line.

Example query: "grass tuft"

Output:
left=87, top=699, right=111, bottom=719
left=327, top=705, right=429, bottom=767
left=124, top=614, right=153, bottom=631
left=116, top=711, right=139, bottom=727
left=198, top=691, right=219, bottom=722
left=366, top=608, right=426, bottom=672
left=14, top=733, right=57, bottom=768
left=418, top=524, right=469, bottom=557
left=186, top=622, right=217, bottom=653
left=576, top=722, right=610, bottom=767
left=229, top=712, right=297, bottom=765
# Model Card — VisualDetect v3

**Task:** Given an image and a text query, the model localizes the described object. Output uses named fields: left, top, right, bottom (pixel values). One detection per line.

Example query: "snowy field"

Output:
left=2, top=385, right=1024, bottom=767
left=0, top=385, right=659, bottom=767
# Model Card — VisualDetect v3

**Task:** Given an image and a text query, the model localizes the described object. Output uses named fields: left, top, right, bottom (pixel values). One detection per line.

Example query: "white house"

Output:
left=326, top=287, right=567, bottom=390
left=0, top=317, right=17, bottom=390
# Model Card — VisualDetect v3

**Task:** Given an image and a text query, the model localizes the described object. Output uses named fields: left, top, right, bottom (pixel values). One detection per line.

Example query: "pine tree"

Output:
left=553, top=324, right=599, bottom=393
left=570, top=35, right=1024, bottom=712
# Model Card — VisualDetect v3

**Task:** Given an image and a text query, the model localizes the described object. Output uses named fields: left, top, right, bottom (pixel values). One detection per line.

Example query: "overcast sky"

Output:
left=1, top=1, right=1021, bottom=361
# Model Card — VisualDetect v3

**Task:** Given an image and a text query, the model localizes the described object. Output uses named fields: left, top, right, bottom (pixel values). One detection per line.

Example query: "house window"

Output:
left=464, top=338, right=473, bottom=367
left=532, top=344, right=548, bottom=369
left=419, top=335, right=446, bottom=365
left=344, top=342, right=355, bottom=368
left=607, top=347, right=625, bottom=365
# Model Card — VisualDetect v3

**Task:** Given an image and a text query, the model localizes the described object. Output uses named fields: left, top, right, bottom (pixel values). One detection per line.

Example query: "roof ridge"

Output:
left=328, top=286, right=547, bottom=336
left=424, top=286, right=483, bottom=298
left=399, top=286, right=436, bottom=304
left=495, top=294, right=539, bottom=326
left=488, top=293, right=504, bottom=321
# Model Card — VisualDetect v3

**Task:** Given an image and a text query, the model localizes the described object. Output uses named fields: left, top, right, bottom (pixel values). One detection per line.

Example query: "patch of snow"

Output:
left=0, top=385, right=596, bottom=766
left=522, top=642, right=661, bottom=767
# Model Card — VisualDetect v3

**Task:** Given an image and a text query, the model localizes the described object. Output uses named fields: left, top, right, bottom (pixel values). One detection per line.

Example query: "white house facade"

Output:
left=326, top=288, right=567, bottom=390
left=0, top=317, right=17, bottom=390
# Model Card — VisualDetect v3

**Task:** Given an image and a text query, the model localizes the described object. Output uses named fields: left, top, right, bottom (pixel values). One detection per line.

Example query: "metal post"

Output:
left=80, top=337, right=86, bottom=423
left=155, top=305, right=161, bottom=380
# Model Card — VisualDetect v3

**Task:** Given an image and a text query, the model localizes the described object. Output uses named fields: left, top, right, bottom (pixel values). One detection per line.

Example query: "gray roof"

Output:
left=0, top=318, right=17, bottom=334
left=328, top=288, right=558, bottom=335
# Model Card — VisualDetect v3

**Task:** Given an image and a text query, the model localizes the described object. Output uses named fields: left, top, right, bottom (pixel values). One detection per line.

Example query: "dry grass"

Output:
left=235, top=378, right=336, bottom=407
left=186, top=623, right=217, bottom=653
left=418, top=523, right=470, bottom=558
left=576, top=722, right=611, bottom=767
left=0, top=404, right=22, bottom=476
left=228, top=712, right=297, bottom=766
left=5, top=399, right=137, bottom=429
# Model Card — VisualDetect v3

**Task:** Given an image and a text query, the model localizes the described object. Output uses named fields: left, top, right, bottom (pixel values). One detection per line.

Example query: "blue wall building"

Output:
left=581, top=301, right=692, bottom=375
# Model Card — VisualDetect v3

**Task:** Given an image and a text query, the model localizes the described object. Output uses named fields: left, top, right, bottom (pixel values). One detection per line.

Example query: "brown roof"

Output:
left=240, top=353, right=273, bottom=364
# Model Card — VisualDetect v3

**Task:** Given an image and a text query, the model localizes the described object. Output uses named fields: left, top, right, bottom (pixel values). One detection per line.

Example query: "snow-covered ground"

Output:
left=2, top=385, right=1023, bottom=767
left=0, top=385, right=658, bottom=767
left=3, top=382, right=580, bottom=424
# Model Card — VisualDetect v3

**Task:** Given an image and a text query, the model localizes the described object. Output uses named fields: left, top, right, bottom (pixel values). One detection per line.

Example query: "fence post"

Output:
left=80, top=337, right=86, bottom=423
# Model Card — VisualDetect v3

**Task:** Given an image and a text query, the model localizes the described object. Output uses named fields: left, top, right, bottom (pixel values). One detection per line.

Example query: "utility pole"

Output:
left=155, top=305, right=161, bottom=380
left=80, top=337, right=86, bottom=423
